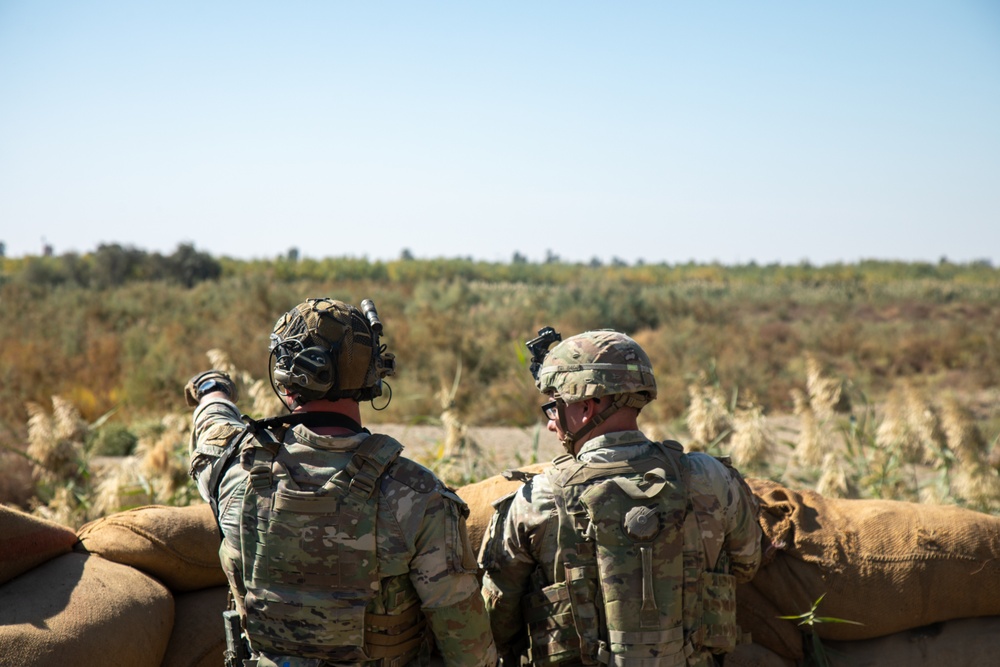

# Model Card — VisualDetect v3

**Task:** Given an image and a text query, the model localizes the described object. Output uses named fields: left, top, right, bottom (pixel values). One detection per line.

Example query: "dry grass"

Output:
left=939, top=395, right=988, bottom=469
left=816, top=453, right=851, bottom=498
left=791, top=388, right=826, bottom=469
left=24, top=397, right=89, bottom=524
left=729, top=402, right=776, bottom=469
left=685, top=375, right=733, bottom=451
left=7, top=349, right=1000, bottom=522
left=805, top=354, right=849, bottom=420
left=702, top=359, right=1000, bottom=513
left=875, top=384, right=947, bottom=466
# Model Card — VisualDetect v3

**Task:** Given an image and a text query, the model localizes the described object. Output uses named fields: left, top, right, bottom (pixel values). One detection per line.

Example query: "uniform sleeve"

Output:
left=480, top=481, right=550, bottom=661
left=685, top=453, right=762, bottom=584
left=713, top=460, right=762, bottom=583
left=409, top=488, right=497, bottom=667
left=188, top=397, right=248, bottom=542
left=188, top=396, right=244, bottom=498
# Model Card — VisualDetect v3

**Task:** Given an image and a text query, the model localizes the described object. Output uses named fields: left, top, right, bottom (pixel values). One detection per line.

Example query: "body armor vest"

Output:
left=522, top=442, right=738, bottom=667
left=232, top=429, right=427, bottom=665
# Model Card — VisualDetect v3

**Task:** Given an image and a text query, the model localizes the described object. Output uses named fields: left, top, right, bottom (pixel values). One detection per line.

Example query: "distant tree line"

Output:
left=1, top=243, right=221, bottom=289
left=1, top=242, right=997, bottom=290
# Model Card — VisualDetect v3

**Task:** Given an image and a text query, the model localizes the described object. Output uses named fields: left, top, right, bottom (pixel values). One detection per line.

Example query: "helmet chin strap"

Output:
left=558, top=395, right=631, bottom=455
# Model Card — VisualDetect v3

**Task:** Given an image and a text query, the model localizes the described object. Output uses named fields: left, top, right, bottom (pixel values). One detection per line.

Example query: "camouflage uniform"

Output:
left=481, top=431, right=760, bottom=667
left=481, top=330, right=761, bottom=667
left=190, top=395, right=496, bottom=667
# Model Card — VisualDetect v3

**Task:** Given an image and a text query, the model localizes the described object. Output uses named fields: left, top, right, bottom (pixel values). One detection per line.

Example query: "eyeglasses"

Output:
left=541, top=399, right=559, bottom=421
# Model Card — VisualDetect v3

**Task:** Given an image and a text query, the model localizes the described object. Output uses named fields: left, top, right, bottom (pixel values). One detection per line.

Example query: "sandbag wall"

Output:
left=740, top=478, right=1000, bottom=660
left=4, top=466, right=1000, bottom=667
left=0, top=503, right=229, bottom=667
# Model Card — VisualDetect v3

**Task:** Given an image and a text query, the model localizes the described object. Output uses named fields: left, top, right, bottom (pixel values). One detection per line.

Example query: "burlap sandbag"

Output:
left=722, top=643, right=796, bottom=667
left=734, top=577, right=803, bottom=660
left=161, top=586, right=229, bottom=667
left=0, top=503, right=79, bottom=586
left=458, top=462, right=551, bottom=552
left=743, top=478, right=1000, bottom=647
left=76, top=503, right=226, bottom=592
left=823, top=616, right=1000, bottom=667
left=0, top=551, right=174, bottom=666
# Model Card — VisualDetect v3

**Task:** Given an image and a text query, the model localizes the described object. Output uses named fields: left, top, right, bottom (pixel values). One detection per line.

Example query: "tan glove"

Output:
left=184, top=370, right=238, bottom=407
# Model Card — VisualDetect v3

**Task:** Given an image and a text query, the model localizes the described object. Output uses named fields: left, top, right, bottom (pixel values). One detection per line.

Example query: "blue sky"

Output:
left=1, top=2, right=998, bottom=265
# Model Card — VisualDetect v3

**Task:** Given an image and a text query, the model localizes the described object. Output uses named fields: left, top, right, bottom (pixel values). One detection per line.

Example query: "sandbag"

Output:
left=161, top=586, right=229, bottom=667
left=722, top=643, right=796, bottom=667
left=76, top=503, right=227, bottom=592
left=822, top=616, right=1000, bottom=667
left=0, top=503, right=79, bottom=585
left=457, top=462, right=550, bottom=552
left=743, top=478, right=1000, bottom=647
left=0, top=551, right=174, bottom=667
left=734, top=577, right=803, bottom=660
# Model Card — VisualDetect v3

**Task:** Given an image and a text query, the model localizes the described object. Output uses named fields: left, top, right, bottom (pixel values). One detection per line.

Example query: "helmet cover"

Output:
left=270, top=298, right=386, bottom=402
left=535, top=330, right=657, bottom=407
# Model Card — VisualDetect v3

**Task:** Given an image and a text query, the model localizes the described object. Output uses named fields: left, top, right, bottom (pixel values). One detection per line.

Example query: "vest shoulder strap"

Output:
left=549, top=447, right=678, bottom=489
left=242, top=425, right=283, bottom=494
left=337, top=433, right=403, bottom=499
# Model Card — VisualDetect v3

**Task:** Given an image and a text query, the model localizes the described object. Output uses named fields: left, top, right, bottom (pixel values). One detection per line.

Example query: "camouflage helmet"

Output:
left=535, top=330, right=657, bottom=408
left=269, top=297, right=393, bottom=403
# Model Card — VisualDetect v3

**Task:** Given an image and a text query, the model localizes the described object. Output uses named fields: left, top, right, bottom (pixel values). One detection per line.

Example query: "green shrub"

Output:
left=87, top=422, right=138, bottom=457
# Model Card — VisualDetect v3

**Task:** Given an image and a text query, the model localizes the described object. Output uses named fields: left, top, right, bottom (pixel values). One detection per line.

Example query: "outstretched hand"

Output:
left=183, top=369, right=238, bottom=407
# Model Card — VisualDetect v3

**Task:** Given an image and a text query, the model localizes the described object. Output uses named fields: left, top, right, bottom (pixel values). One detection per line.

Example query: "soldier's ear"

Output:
left=581, top=397, right=601, bottom=421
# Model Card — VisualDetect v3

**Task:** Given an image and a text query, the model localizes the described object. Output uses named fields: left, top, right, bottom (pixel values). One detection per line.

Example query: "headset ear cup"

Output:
left=292, top=346, right=336, bottom=395
left=272, top=352, right=295, bottom=389
left=271, top=346, right=336, bottom=398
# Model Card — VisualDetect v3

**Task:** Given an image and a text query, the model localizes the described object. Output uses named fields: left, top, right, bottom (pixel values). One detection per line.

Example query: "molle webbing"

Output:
left=523, top=580, right=581, bottom=665
left=338, top=433, right=401, bottom=499
left=247, top=431, right=282, bottom=494
left=238, top=431, right=423, bottom=662
left=595, top=627, right=688, bottom=667
left=527, top=445, right=693, bottom=667
left=365, top=601, right=428, bottom=667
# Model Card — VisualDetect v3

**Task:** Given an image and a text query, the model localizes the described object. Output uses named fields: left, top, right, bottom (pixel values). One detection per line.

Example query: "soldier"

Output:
left=186, top=297, right=496, bottom=667
left=480, top=330, right=761, bottom=667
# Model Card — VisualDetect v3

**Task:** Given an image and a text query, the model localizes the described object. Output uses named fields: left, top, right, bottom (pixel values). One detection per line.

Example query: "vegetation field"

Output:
left=1, top=246, right=998, bottom=526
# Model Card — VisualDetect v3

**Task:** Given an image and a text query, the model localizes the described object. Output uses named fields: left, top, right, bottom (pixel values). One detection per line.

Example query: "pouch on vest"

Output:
left=480, top=489, right=518, bottom=575
left=578, top=472, right=688, bottom=667
left=523, top=576, right=583, bottom=666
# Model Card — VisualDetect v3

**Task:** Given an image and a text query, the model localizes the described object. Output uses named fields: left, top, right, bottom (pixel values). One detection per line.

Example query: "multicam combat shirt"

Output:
left=481, top=429, right=761, bottom=664
left=189, top=396, right=496, bottom=667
